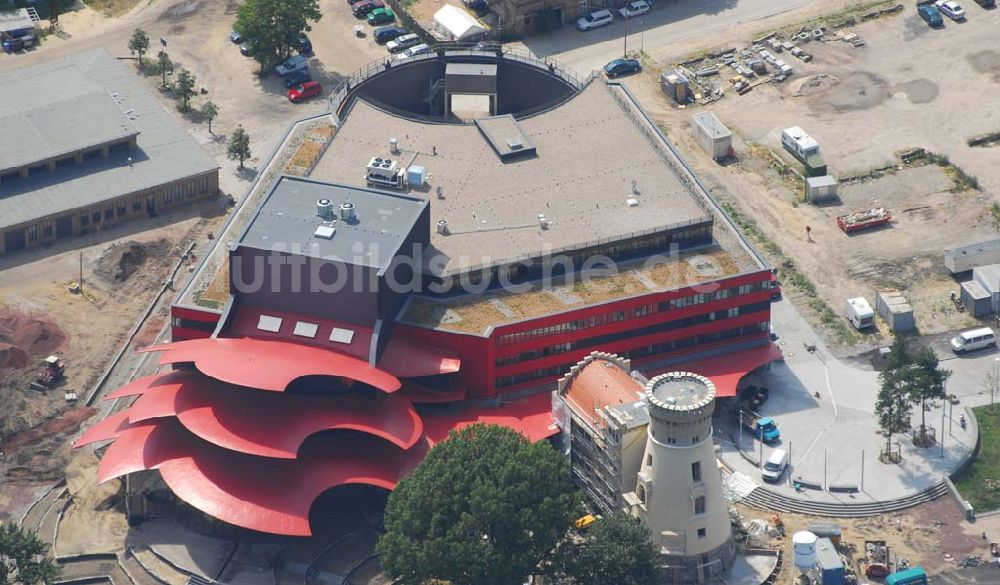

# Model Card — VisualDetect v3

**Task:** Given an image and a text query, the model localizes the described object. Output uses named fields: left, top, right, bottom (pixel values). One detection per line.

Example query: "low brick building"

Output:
left=0, top=49, right=219, bottom=257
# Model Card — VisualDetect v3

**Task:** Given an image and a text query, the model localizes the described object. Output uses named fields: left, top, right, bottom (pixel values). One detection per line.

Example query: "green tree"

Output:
left=876, top=366, right=914, bottom=459
left=157, top=51, right=172, bottom=87
left=377, top=424, right=581, bottom=585
left=128, top=28, right=150, bottom=68
left=910, top=345, right=951, bottom=442
left=552, top=513, right=659, bottom=585
left=175, top=68, right=196, bottom=111
left=234, top=0, right=321, bottom=71
left=0, top=524, right=61, bottom=585
left=201, top=101, right=219, bottom=135
left=227, top=125, right=252, bottom=169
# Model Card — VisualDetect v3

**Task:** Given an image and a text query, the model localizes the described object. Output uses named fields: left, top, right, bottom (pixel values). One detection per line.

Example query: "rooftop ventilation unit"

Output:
left=317, top=198, right=334, bottom=220
left=538, top=214, right=549, bottom=230
left=339, top=201, right=356, bottom=222
left=389, top=138, right=399, bottom=154
left=366, top=156, right=405, bottom=189
left=437, top=219, right=450, bottom=235
left=506, top=137, right=524, bottom=150
left=314, top=225, right=336, bottom=240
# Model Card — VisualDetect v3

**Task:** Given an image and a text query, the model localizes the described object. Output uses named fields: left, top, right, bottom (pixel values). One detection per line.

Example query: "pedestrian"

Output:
left=805, top=225, right=813, bottom=243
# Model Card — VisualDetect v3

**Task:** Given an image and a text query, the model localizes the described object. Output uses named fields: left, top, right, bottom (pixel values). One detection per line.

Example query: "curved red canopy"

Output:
left=74, top=410, right=132, bottom=447
left=104, top=370, right=202, bottom=401
left=378, top=333, right=461, bottom=378
left=140, top=338, right=402, bottom=393
left=91, top=372, right=423, bottom=457
left=97, top=418, right=427, bottom=536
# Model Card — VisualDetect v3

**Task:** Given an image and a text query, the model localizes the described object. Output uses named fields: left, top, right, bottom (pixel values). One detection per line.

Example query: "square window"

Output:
left=697, top=528, right=707, bottom=539
left=293, top=321, right=318, bottom=338
left=256, top=314, right=283, bottom=333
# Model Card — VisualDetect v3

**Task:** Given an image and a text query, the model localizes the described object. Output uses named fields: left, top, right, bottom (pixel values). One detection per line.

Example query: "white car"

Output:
left=386, top=33, right=419, bottom=53
left=396, top=43, right=431, bottom=60
left=934, top=0, right=966, bottom=20
left=618, top=0, right=650, bottom=18
left=576, top=9, right=613, bottom=30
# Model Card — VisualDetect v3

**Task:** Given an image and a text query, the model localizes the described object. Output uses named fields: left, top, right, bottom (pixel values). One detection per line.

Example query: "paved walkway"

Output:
left=716, top=299, right=978, bottom=505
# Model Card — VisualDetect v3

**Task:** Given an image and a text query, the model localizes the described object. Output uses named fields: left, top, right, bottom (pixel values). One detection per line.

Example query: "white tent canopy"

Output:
left=432, top=4, right=487, bottom=41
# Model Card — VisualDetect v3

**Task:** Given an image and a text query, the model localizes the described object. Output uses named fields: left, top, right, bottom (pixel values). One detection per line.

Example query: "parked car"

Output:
left=367, top=7, right=395, bottom=25
left=577, top=8, right=614, bottom=30
left=283, top=69, right=312, bottom=88
left=603, top=58, right=641, bottom=77
left=386, top=33, right=420, bottom=53
left=352, top=0, right=384, bottom=17
left=276, top=54, right=309, bottom=76
left=935, top=0, right=966, bottom=19
left=396, top=43, right=431, bottom=60
left=918, top=3, right=944, bottom=25
left=475, top=40, right=501, bottom=51
left=239, top=40, right=254, bottom=56
left=347, top=0, right=369, bottom=5
left=374, top=26, right=409, bottom=44
left=287, top=81, right=323, bottom=103
left=229, top=30, right=243, bottom=43
left=296, top=33, right=313, bottom=53
left=971, top=0, right=995, bottom=8
left=618, top=0, right=650, bottom=18
left=464, top=0, right=487, bottom=9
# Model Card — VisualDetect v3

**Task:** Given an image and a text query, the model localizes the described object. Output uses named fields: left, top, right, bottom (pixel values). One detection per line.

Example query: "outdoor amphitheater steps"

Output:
left=22, top=483, right=67, bottom=534
left=740, top=482, right=950, bottom=517
left=57, top=556, right=131, bottom=585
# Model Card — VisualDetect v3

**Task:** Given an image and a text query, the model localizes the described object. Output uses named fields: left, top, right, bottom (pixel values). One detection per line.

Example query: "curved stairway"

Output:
left=740, top=481, right=950, bottom=517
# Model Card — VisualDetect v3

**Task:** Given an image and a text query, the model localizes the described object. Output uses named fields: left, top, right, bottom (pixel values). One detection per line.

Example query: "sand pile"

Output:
left=95, top=239, right=170, bottom=283
left=0, top=309, right=66, bottom=369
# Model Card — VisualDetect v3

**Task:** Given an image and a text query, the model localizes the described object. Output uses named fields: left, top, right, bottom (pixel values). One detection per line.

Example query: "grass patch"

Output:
left=953, top=404, right=1000, bottom=512
left=84, top=0, right=143, bottom=17
left=720, top=200, right=857, bottom=345
left=904, top=150, right=981, bottom=193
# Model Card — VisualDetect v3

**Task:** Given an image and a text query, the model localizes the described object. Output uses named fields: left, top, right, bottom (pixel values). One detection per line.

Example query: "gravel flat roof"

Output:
left=312, top=83, right=711, bottom=277
left=0, top=50, right=219, bottom=231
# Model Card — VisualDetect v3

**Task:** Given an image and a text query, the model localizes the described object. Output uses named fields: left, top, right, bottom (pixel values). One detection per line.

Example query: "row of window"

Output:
left=432, top=222, right=713, bottom=294
left=494, top=322, right=769, bottom=388
left=496, top=300, right=771, bottom=367
left=496, top=280, right=771, bottom=346
left=22, top=175, right=212, bottom=242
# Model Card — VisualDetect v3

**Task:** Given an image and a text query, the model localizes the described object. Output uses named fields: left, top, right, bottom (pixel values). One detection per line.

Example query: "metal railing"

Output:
left=327, top=44, right=588, bottom=122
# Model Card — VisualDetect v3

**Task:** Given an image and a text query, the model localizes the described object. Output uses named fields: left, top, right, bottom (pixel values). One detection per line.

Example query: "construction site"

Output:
left=630, top=0, right=1000, bottom=344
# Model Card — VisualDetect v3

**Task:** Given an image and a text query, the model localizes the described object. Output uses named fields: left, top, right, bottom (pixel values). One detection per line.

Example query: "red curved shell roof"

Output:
left=140, top=338, right=402, bottom=393
left=75, top=410, right=132, bottom=447
left=96, top=418, right=426, bottom=536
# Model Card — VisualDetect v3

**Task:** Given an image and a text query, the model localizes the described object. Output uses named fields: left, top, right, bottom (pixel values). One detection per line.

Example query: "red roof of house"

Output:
left=561, top=359, right=643, bottom=427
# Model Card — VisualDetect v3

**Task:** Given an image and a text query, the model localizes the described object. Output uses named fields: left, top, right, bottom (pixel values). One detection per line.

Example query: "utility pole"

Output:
left=861, top=449, right=865, bottom=491
left=759, top=432, right=763, bottom=470
left=824, top=449, right=827, bottom=490
left=79, top=250, right=83, bottom=294
left=640, top=20, right=644, bottom=53
left=623, top=14, right=629, bottom=57
left=941, top=406, right=946, bottom=458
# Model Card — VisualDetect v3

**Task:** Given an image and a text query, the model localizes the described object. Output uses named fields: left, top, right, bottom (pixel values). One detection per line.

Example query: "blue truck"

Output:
left=738, top=409, right=781, bottom=443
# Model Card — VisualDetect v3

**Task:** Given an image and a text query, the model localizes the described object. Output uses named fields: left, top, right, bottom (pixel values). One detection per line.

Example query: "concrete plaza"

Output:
left=716, top=299, right=980, bottom=505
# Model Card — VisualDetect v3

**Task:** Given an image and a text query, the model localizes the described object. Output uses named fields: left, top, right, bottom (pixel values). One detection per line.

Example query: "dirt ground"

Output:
left=738, top=494, right=995, bottom=581
left=623, top=4, right=1000, bottom=345
left=0, top=209, right=217, bottom=482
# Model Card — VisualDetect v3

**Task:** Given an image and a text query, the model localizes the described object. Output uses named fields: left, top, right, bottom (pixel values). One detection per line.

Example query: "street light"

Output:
left=993, top=357, right=999, bottom=405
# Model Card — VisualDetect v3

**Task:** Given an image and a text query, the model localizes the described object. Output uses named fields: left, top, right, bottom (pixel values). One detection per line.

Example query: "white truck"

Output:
left=845, top=297, right=875, bottom=330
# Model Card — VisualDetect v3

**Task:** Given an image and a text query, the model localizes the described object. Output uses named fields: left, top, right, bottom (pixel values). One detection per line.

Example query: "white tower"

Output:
left=630, top=372, right=734, bottom=584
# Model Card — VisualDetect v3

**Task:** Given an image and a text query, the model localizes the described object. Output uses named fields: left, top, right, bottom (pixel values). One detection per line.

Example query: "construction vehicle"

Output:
left=863, top=540, right=890, bottom=579
left=574, top=514, right=597, bottom=530
left=837, top=207, right=892, bottom=233
left=736, top=409, right=781, bottom=443
left=30, top=355, right=64, bottom=391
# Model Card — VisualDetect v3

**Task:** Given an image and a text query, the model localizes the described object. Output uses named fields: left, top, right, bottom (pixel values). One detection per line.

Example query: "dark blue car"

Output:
left=918, top=4, right=944, bottom=26
left=603, top=58, right=641, bottom=78
left=283, top=69, right=312, bottom=88
left=373, top=25, right=409, bottom=44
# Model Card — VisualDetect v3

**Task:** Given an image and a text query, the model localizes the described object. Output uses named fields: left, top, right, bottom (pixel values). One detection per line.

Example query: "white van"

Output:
left=577, top=9, right=614, bottom=30
left=951, top=327, right=996, bottom=354
left=761, top=449, right=788, bottom=483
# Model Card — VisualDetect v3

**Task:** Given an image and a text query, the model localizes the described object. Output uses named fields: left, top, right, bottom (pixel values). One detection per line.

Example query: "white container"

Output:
left=792, top=531, right=818, bottom=571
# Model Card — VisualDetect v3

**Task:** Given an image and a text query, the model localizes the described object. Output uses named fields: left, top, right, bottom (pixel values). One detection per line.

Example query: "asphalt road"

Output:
left=508, top=0, right=821, bottom=73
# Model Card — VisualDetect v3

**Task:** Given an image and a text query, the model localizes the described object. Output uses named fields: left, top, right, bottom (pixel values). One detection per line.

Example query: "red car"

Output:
left=287, top=81, right=323, bottom=103
left=352, top=0, right=383, bottom=16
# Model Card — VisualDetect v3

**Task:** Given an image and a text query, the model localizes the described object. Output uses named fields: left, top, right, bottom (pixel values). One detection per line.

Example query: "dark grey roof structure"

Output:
left=0, top=49, right=219, bottom=231
left=239, top=176, right=429, bottom=271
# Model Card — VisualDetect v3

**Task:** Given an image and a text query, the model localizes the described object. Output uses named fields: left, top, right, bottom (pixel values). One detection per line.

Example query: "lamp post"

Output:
left=623, top=14, right=629, bottom=57
left=994, top=357, right=999, bottom=405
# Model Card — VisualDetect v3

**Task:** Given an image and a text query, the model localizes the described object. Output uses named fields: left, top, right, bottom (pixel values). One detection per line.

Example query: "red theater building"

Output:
left=77, top=50, right=780, bottom=537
